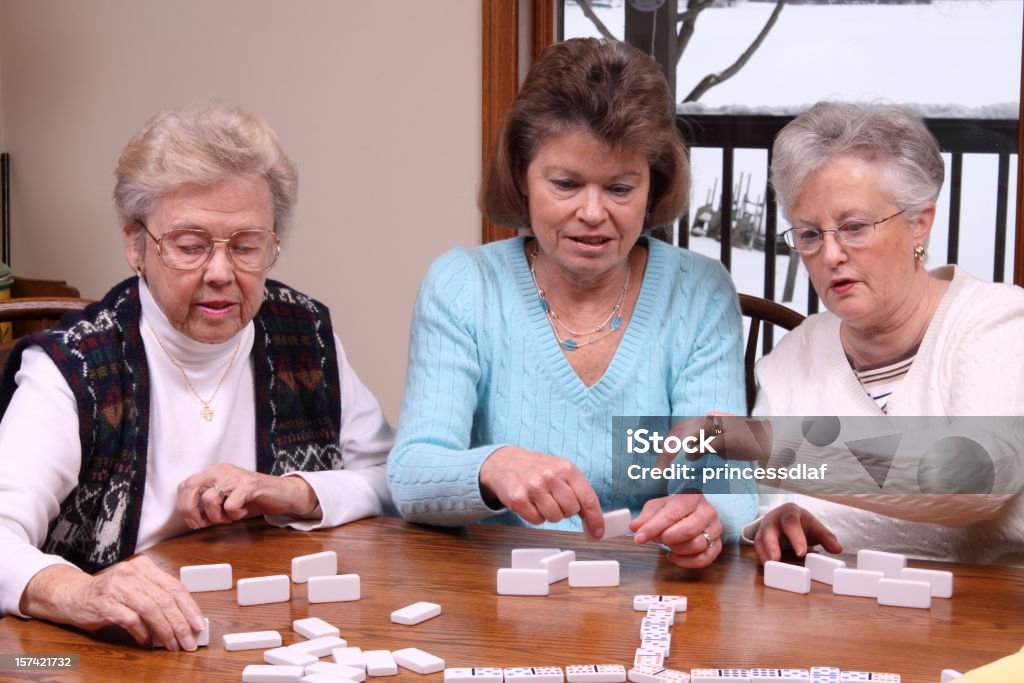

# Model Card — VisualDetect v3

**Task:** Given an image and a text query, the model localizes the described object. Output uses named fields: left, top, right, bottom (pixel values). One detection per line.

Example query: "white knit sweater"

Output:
left=748, top=265, right=1024, bottom=565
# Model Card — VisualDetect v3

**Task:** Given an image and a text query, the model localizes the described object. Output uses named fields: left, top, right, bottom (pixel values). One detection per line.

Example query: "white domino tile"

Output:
left=504, top=667, right=565, bottom=683
left=838, top=673, right=871, bottom=681
left=179, top=563, right=232, bottom=592
left=305, top=662, right=366, bottom=681
left=638, top=614, right=671, bottom=630
left=390, top=601, right=442, bottom=625
left=364, top=650, right=399, bottom=676
left=393, top=647, right=445, bottom=674
left=568, top=560, right=620, bottom=587
left=196, top=617, right=209, bottom=647
left=586, top=508, right=633, bottom=540
left=750, top=670, right=811, bottom=682
left=689, top=670, right=750, bottom=682
left=634, top=595, right=687, bottom=612
left=900, top=567, right=953, bottom=598
left=293, top=617, right=340, bottom=640
left=290, top=636, right=348, bottom=658
left=764, top=561, right=811, bottom=594
left=640, top=640, right=670, bottom=656
left=308, top=573, right=360, bottom=603
left=877, top=578, right=931, bottom=609
left=224, top=630, right=282, bottom=651
left=332, top=647, right=367, bottom=669
left=940, top=671, right=963, bottom=683
left=809, top=667, right=840, bottom=683
left=865, top=675, right=900, bottom=682
left=237, top=575, right=290, bottom=606
left=642, top=615, right=674, bottom=630
left=832, top=568, right=885, bottom=598
left=566, top=665, right=627, bottom=683
left=265, top=647, right=319, bottom=667
left=856, top=549, right=906, bottom=578
left=628, top=667, right=691, bottom=683
left=444, top=668, right=505, bottom=683
left=511, top=548, right=561, bottom=569
left=303, top=674, right=352, bottom=683
left=634, top=650, right=665, bottom=669
left=242, top=665, right=304, bottom=683
left=498, top=568, right=550, bottom=595
left=640, top=623, right=671, bottom=638
left=291, top=550, right=338, bottom=583
left=804, top=553, right=846, bottom=585
left=540, top=550, right=576, bottom=583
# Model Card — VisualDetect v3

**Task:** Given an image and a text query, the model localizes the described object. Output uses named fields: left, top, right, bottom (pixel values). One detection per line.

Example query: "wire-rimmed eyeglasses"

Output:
left=780, top=210, right=906, bottom=254
left=139, top=222, right=281, bottom=271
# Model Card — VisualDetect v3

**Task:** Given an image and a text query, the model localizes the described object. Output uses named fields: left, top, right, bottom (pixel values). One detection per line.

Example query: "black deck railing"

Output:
left=675, top=113, right=1018, bottom=348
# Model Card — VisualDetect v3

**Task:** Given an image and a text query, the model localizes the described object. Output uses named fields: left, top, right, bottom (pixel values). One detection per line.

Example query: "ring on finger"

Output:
left=212, top=484, right=227, bottom=502
left=701, top=530, right=715, bottom=550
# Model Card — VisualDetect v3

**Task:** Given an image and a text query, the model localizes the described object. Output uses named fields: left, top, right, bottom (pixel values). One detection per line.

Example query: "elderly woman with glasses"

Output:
left=0, top=105, right=392, bottom=648
left=746, top=101, right=1024, bottom=564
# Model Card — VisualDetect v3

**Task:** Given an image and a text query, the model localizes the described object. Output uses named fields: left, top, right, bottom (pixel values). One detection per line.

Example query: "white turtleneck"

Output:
left=0, top=277, right=393, bottom=616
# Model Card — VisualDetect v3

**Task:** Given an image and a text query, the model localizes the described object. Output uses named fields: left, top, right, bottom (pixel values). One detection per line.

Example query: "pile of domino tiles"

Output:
left=764, top=549, right=953, bottom=608
left=224, top=610, right=447, bottom=683
left=626, top=595, right=687, bottom=683
left=181, top=550, right=361, bottom=607
left=497, top=509, right=634, bottom=596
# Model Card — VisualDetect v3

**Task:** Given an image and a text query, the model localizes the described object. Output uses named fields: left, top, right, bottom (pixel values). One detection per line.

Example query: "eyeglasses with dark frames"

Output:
left=138, top=222, right=281, bottom=271
left=780, top=210, right=906, bottom=254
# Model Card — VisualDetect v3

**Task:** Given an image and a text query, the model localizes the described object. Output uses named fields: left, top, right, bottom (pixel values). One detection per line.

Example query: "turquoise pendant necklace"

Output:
left=529, top=245, right=630, bottom=351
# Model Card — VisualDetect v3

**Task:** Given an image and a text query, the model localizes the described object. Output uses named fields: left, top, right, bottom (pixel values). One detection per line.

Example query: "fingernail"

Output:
left=634, top=533, right=647, bottom=544
left=183, top=636, right=197, bottom=652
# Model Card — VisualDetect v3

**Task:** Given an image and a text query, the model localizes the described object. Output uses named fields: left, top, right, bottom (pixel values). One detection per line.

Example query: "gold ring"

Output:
left=212, top=484, right=227, bottom=501
left=702, top=530, right=715, bottom=550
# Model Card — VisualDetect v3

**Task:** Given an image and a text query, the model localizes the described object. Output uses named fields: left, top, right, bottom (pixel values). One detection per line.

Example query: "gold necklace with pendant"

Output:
left=147, top=325, right=242, bottom=422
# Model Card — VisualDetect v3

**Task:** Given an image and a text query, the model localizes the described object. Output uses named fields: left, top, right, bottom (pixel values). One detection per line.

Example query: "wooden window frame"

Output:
left=483, top=0, right=1024, bottom=286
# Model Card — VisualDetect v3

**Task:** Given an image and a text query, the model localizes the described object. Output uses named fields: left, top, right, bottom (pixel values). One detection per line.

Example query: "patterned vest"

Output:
left=0, top=277, right=342, bottom=573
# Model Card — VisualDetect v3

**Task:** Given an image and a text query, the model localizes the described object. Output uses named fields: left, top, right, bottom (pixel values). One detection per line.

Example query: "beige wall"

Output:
left=0, top=0, right=483, bottom=422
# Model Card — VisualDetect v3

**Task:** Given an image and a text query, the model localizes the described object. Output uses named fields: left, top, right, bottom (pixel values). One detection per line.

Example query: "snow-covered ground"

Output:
left=564, top=0, right=1022, bottom=308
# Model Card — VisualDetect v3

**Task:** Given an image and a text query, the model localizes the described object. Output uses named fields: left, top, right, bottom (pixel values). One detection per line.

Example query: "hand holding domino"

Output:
left=478, top=446, right=604, bottom=533
left=21, top=557, right=206, bottom=652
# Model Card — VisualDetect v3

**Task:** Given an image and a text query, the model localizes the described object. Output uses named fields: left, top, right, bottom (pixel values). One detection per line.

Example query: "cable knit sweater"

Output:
left=388, top=237, right=756, bottom=540
left=750, top=265, right=1024, bottom=565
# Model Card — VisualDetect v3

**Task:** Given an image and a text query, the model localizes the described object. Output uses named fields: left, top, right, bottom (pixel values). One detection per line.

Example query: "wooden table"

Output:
left=1, top=517, right=1021, bottom=682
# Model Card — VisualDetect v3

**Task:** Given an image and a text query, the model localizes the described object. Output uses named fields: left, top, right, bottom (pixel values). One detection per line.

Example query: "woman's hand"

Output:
left=630, top=493, right=723, bottom=568
left=753, top=502, right=843, bottom=564
left=479, top=447, right=605, bottom=535
left=176, top=463, right=319, bottom=530
left=674, top=412, right=772, bottom=463
left=19, top=559, right=205, bottom=651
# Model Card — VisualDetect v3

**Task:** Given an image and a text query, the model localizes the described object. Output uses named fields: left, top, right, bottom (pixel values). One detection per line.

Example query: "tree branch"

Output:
left=576, top=0, right=618, bottom=42
left=683, top=0, right=787, bottom=102
left=676, top=0, right=716, bottom=63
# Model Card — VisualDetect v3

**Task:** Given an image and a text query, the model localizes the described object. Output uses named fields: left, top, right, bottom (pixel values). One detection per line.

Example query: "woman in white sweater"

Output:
left=746, top=102, right=1024, bottom=565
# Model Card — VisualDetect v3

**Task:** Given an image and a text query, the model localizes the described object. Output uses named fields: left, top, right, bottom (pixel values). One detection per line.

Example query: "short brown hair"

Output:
left=480, top=38, right=689, bottom=230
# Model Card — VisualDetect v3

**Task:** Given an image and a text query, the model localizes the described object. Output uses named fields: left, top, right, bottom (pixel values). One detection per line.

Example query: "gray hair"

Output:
left=114, top=104, right=298, bottom=235
left=771, top=102, right=944, bottom=221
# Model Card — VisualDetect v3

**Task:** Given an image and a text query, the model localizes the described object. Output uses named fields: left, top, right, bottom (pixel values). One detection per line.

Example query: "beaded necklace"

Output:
left=529, top=245, right=630, bottom=351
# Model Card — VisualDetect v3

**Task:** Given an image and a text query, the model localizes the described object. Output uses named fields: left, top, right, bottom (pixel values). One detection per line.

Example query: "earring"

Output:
left=914, top=244, right=926, bottom=263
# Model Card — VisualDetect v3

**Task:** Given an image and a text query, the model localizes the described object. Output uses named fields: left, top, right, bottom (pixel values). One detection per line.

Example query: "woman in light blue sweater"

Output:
left=388, top=38, right=754, bottom=568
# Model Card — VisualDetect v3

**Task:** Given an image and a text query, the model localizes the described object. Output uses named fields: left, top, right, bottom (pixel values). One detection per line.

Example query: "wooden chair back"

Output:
left=0, top=297, right=93, bottom=373
left=737, top=293, right=805, bottom=414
